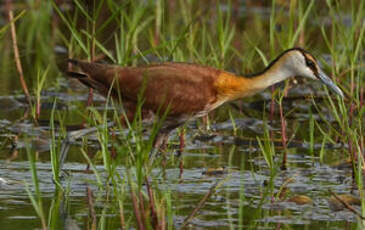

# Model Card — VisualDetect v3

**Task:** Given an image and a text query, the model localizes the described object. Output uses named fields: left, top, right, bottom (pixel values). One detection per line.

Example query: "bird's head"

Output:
left=278, top=48, right=344, bottom=98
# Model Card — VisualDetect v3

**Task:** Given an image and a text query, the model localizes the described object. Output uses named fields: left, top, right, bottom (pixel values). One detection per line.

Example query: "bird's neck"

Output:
left=215, top=62, right=292, bottom=101
left=251, top=62, right=292, bottom=90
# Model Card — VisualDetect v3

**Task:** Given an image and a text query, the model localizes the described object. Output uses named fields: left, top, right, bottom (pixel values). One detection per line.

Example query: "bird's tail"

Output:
left=66, top=59, right=110, bottom=95
left=66, top=59, right=88, bottom=80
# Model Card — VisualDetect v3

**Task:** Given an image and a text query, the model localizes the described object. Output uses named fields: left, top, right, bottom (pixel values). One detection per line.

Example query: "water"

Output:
left=0, top=97, right=359, bottom=228
left=0, top=1, right=363, bottom=229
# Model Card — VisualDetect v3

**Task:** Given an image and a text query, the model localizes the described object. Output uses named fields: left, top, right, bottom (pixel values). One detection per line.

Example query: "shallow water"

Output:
left=0, top=152, right=359, bottom=229
left=0, top=85, right=360, bottom=229
left=0, top=1, right=364, bottom=229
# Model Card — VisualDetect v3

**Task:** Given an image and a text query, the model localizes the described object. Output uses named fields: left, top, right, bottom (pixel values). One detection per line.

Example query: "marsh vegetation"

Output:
left=0, top=0, right=364, bottom=229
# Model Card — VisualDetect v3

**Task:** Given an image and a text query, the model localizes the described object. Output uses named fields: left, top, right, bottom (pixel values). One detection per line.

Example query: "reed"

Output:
left=0, top=0, right=363, bottom=229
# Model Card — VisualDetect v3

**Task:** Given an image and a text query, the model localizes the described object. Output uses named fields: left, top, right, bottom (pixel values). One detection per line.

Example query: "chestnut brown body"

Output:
left=68, top=61, right=255, bottom=127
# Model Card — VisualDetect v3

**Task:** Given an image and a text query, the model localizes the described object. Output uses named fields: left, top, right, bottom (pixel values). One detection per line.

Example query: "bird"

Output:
left=66, top=47, right=344, bottom=154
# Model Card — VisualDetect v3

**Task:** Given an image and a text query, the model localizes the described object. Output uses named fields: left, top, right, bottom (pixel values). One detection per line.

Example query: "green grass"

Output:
left=0, top=0, right=364, bottom=229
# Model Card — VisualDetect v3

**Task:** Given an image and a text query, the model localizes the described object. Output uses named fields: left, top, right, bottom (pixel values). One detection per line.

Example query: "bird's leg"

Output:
left=152, top=131, right=170, bottom=169
left=152, top=131, right=170, bottom=152
left=149, top=130, right=167, bottom=165
left=160, top=134, right=170, bottom=152
left=152, top=122, right=181, bottom=150
left=150, top=123, right=181, bottom=160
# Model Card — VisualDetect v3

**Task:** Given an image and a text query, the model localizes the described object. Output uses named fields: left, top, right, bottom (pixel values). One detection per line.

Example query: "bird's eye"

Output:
left=306, top=59, right=316, bottom=69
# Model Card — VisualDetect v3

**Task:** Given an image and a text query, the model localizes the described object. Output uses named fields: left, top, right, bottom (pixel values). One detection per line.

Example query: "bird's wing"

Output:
left=67, top=61, right=221, bottom=116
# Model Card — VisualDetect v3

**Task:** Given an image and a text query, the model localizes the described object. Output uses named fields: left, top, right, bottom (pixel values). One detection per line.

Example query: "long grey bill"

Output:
left=318, top=70, right=344, bottom=98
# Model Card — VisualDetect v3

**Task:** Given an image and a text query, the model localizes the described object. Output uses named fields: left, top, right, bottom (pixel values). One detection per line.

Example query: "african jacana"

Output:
left=67, top=48, right=343, bottom=155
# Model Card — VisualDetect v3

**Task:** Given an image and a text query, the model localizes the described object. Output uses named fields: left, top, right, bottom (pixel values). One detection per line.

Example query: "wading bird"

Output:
left=67, top=48, right=343, bottom=160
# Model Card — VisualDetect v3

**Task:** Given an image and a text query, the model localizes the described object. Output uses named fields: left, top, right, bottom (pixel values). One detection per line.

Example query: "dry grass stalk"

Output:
left=6, top=0, right=32, bottom=110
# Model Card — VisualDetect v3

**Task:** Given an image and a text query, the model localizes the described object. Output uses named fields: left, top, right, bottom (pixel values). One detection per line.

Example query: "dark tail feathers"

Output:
left=68, top=59, right=79, bottom=66
left=66, top=58, right=86, bottom=79
left=66, top=59, right=108, bottom=93
left=66, top=71, right=87, bottom=79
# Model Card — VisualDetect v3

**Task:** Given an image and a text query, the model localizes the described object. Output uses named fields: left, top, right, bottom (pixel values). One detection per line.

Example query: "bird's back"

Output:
left=68, top=61, right=223, bottom=119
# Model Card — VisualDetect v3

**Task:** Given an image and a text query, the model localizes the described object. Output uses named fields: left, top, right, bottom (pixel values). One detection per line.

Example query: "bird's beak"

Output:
left=317, top=70, right=344, bottom=98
